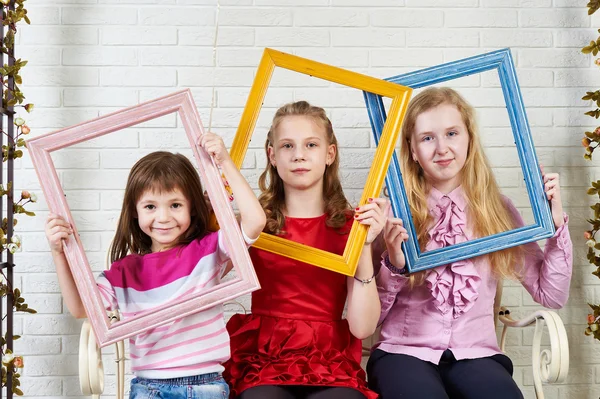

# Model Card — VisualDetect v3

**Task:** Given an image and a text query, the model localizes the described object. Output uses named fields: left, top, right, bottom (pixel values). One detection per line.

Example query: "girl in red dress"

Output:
left=224, top=101, right=386, bottom=399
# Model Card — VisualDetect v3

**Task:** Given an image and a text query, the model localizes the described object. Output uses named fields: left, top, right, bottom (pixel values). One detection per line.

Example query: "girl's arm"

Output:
left=375, top=217, right=411, bottom=324
left=45, top=214, right=87, bottom=318
left=345, top=198, right=387, bottom=339
left=199, top=133, right=267, bottom=240
left=514, top=172, right=573, bottom=309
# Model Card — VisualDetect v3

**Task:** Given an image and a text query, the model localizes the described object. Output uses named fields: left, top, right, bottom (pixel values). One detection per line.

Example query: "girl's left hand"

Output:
left=355, top=197, right=389, bottom=245
left=199, top=132, right=231, bottom=166
left=541, top=165, right=564, bottom=228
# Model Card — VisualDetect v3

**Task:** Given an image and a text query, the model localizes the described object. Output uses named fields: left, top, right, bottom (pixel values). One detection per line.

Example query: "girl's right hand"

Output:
left=384, top=217, right=409, bottom=268
left=45, top=213, right=73, bottom=254
left=199, top=132, right=232, bottom=167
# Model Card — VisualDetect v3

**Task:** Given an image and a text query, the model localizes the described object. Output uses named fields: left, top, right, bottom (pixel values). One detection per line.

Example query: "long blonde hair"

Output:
left=109, top=151, right=211, bottom=263
left=401, top=87, right=522, bottom=285
left=258, top=101, right=352, bottom=235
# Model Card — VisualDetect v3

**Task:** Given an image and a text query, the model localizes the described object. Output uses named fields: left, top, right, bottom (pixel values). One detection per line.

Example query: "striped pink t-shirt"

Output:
left=97, top=230, right=249, bottom=379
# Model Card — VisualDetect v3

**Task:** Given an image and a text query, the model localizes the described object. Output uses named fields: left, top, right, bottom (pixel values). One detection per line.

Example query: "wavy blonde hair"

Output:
left=258, top=101, right=352, bottom=235
left=401, top=87, right=523, bottom=285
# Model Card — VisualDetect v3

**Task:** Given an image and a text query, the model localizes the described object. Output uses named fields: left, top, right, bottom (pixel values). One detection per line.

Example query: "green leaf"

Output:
left=583, top=91, right=600, bottom=100
left=585, top=109, right=600, bottom=118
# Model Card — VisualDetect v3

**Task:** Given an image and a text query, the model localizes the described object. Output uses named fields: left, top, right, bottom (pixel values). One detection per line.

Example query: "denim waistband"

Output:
left=137, top=372, right=222, bottom=385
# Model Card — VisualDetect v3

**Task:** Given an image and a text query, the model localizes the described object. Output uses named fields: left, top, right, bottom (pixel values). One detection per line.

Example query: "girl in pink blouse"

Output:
left=367, top=87, right=573, bottom=399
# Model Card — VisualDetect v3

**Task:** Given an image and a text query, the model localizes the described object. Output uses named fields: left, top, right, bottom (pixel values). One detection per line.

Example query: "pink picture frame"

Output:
left=27, top=89, right=260, bottom=347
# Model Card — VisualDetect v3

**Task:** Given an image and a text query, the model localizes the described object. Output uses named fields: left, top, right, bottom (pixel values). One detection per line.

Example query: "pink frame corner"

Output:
left=27, top=89, right=260, bottom=347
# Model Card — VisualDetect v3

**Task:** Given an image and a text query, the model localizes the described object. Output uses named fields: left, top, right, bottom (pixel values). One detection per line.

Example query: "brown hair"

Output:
left=258, top=101, right=352, bottom=235
left=400, top=87, right=523, bottom=285
left=109, top=151, right=210, bottom=263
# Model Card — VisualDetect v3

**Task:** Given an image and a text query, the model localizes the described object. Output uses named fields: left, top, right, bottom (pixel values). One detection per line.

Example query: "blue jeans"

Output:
left=130, top=373, right=229, bottom=399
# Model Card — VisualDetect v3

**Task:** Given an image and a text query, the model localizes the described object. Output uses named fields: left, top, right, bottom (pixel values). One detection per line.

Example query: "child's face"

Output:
left=411, top=103, right=470, bottom=194
left=268, top=115, right=336, bottom=191
left=135, top=187, right=191, bottom=252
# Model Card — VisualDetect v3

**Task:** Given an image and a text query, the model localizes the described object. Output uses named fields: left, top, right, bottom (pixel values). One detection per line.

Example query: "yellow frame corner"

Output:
left=226, top=48, right=412, bottom=276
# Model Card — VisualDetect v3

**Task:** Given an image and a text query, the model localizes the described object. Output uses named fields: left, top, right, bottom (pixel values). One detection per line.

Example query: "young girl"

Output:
left=45, top=134, right=266, bottom=398
left=224, top=101, right=386, bottom=399
left=367, top=87, right=573, bottom=399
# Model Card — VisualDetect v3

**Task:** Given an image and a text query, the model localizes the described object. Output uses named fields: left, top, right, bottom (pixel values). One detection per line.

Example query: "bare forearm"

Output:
left=221, top=159, right=266, bottom=239
left=52, top=250, right=86, bottom=318
left=345, top=244, right=381, bottom=339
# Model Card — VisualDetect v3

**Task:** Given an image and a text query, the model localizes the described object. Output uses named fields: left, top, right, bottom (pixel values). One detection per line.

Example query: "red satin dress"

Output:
left=224, top=214, right=377, bottom=398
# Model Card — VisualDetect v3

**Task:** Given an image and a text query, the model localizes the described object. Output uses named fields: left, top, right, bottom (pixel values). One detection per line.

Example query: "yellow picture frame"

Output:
left=226, top=48, right=412, bottom=276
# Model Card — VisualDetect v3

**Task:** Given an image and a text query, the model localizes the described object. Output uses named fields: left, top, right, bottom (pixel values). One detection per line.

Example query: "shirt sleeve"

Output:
left=376, top=250, right=411, bottom=325
left=506, top=199, right=573, bottom=309
left=96, top=271, right=118, bottom=312
left=215, top=225, right=258, bottom=269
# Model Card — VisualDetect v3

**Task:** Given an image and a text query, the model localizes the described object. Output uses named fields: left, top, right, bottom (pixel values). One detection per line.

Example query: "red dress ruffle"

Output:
left=224, top=215, right=377, bottom=399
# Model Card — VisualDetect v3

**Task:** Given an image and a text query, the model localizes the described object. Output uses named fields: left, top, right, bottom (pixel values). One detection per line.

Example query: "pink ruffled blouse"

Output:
left=374, top=186, right=573, bottom=364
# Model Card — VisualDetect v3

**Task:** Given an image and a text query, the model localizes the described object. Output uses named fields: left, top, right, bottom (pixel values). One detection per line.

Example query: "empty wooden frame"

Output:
left=27, top=90, right=260, bottom=347
left=364, top=48, right=555, bottom=273
left=224, top=48, right=412, bottom=276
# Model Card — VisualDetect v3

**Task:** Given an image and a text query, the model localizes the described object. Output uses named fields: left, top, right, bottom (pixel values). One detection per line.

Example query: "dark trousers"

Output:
left=237, top=385, right=366, bottom=399
left=367, top=349, right=524, bottom=399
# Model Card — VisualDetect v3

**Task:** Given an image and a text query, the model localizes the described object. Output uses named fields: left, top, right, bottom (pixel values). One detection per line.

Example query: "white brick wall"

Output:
left=11, top=1, right=599, bottom=398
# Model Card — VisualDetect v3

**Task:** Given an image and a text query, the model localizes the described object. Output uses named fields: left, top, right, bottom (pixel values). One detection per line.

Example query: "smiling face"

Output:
left=411, top=103, right=470, bottom=194
left=135, top=187, right=192, bottom=252
left=267, top=115, right=336, bottom=192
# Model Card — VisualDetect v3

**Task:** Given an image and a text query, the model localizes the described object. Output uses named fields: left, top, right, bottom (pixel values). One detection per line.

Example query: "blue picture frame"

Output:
left=364, top=48, right=555, bottom=273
